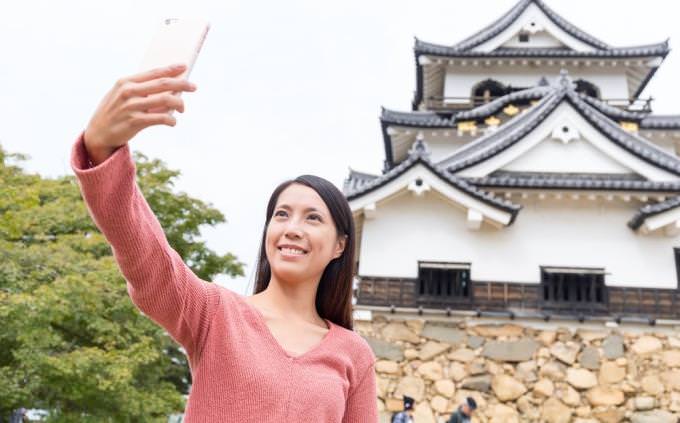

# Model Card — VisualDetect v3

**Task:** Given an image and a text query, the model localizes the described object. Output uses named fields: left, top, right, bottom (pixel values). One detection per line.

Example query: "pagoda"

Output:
left=345, top=0, right=680, bottom=323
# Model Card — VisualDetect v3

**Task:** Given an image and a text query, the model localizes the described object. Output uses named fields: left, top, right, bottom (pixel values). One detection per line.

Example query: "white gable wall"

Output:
left=444, top=66, right=630, bottom=102
left=452, top=103, right=680, bottom=181
left=472, top=3, right=597, bottom=52
left=502, top=31, right=567, bottom=49
left=358, top=192, right=679, bottom=289
left=501, top=131, right=634, bottom=174
left=422, top=136, right=472, bottom=163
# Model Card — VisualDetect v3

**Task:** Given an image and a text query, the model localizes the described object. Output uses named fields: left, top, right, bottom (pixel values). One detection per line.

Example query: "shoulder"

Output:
left=330, top=322, right=376, bottom=370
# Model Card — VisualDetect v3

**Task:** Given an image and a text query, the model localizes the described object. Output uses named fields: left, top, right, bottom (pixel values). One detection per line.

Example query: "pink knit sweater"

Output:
left=71, top=136, right=377, bottom=422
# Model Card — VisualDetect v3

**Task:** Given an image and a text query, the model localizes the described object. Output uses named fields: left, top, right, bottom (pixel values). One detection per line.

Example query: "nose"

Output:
left=283, top=218, right=304, bottom=239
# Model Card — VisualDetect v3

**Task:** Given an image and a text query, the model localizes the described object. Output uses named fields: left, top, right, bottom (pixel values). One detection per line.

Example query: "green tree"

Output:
left=0, top=146, right=243, bottom=422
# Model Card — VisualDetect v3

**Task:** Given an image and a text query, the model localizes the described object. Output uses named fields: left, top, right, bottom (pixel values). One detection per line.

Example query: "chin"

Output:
left=270, top=260, right=323, bottom=286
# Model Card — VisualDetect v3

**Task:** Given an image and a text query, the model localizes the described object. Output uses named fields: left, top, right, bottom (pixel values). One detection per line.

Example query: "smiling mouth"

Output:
left=278, top=246, right=308, bottom=256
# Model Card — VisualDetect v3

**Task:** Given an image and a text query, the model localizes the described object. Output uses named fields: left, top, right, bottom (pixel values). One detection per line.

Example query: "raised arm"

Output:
left=71, top=65, right=218, bottom=359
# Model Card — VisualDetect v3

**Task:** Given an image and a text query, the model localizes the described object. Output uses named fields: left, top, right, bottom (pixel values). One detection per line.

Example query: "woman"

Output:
left=71, top=64, right=377, bottom=422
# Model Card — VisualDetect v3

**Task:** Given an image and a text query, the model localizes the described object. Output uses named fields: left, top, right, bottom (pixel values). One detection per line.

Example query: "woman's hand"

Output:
left=83, top=63, right=197, bottom=165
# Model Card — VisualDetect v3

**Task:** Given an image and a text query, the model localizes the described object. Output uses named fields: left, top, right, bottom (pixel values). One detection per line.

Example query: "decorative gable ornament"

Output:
left=521, top=19, right=545, bottom=34
left=620, top=121, right=639, bottom=133
left=408, top=178, right=431, bottom=196
left=457, top=121, right=478, bottom=136
left=485, top=116, right=501, bottom=127
left=551, top=122, right=580, bottom=144
left=408, top=136, right=431, bottom=160
left=503, top=105, right=520, bottom=116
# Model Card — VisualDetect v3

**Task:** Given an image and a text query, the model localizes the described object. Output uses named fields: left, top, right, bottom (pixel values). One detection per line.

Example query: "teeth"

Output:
left=281, top=247, right=305, bottom=255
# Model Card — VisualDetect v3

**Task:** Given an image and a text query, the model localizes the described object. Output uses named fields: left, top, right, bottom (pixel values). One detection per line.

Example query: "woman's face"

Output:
left=265, top=183, right=346, bottom=286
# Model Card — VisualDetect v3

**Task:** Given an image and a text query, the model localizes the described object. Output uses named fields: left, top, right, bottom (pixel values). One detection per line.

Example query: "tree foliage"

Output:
left=0, top=146, right=243, bottom=422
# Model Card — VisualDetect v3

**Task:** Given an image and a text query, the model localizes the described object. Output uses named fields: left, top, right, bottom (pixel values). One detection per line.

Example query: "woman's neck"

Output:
left=252, top=276, right=324, bottom=326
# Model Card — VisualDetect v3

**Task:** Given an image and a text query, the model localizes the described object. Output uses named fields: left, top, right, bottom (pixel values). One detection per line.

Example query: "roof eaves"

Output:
left=628, top=196, right=680, bottom=230
left=346, top=142, right=521, bottom=218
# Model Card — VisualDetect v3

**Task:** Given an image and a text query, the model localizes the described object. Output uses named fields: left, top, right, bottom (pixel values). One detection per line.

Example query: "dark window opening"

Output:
left=472, top=79, right=507, bottom=105
left=519, top=32, right=530, bottom=43
left=574, top=79, right=600, bottom=99
left=471, top=79, right=529, bottom=106
left=541, top=267, right=607, bottom=304
left=418, top=262, right=471, bottom=298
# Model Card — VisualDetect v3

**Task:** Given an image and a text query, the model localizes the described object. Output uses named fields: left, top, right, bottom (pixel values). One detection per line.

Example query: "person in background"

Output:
left=391, top=395, right=414, bottom=423
left=447, top=397, right=477, bottom=423
left=9, top=408, right=27, bottom=423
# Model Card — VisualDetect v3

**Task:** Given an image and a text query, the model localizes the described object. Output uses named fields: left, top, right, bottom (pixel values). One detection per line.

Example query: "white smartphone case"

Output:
left=139, top=18, right=210, bottom=81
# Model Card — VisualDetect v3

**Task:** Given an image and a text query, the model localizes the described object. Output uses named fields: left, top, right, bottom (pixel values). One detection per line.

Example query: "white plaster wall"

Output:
left=443, top=67, right=629, bottom=101
left=502, top=135, right=633, bottom=174
left=502, top=31, right=566, bottom=49
left=358, top=192, right=680, bottom=289
left=421, top=135, right=470, bottom=163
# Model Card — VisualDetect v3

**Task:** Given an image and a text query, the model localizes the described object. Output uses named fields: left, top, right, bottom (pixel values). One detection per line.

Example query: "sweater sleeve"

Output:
left=342, top=361, right=378, bottom=423
left=70, top=134, right=221, bottom=359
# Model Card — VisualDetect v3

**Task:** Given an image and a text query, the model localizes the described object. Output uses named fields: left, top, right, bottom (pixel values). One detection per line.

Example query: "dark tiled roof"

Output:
left=415, top=40, right=670, bottom=59
left=388, top=88, right=677, bottom=130
left=438, top=78, right=680, bottom=176
left=628, top=196, right=680, bottom=230
left=344, top=140, right=521, bottom=220
left=381, top=107, right=454, bottom=128
left=456, top=86, right=550, bottom=120
left=579, top=96, right=648, bottom=121
left=640, top=115, right=680, bottom=130
left=451, top=0, right=609, bottom=51
left=343, top=169, right=379, bottom=194
left=580, top=97, right=680, bottom=130
left=467, top=171, right=680, bottom=192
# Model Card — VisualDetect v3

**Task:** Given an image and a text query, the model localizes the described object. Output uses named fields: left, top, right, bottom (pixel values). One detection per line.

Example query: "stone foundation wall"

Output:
left=355, top=314, right=680, bottom=423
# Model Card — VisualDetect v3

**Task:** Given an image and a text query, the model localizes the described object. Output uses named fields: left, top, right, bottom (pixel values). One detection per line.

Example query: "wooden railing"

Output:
left=356, top=276, right=680, bottom=320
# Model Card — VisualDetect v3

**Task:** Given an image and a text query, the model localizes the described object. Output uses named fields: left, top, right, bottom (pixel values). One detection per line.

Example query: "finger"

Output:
left=131, top=112, right=177, bottom=129
left=126, top=63, right=187, bottom=83
left=126, top=92, right=184, bottom=113
left=120, top=77, right=196, bottom=99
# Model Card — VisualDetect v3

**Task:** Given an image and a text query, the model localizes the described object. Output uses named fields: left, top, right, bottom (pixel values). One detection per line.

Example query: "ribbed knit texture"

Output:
left=70, top=135, right=377, bottom=422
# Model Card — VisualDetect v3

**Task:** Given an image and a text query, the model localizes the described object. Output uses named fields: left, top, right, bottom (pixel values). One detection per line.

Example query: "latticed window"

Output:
left=418, top=262, right=471, bottom=298
left=541, top=267, right=607, bottom=304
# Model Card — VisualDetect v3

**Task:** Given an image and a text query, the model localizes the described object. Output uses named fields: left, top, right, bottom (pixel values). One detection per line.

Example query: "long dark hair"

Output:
left=253, top=175, right=356, bottom=330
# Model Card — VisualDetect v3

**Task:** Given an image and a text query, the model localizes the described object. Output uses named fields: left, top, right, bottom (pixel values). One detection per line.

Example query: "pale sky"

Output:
left=2, top=0, right=679, bottom=294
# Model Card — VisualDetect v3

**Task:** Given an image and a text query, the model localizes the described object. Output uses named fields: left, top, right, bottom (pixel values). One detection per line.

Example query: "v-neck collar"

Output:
left=235, top=293, right=335, bottom=361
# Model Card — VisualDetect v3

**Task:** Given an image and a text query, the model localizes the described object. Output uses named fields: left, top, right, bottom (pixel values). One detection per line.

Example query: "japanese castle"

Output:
left=344, top=0, right=680, bottom=323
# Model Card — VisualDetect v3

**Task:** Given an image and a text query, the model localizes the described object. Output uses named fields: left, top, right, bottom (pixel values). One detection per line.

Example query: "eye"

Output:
left=274, top=209, right=288, bottom=218
left=307, top=213, right=323, bottom=222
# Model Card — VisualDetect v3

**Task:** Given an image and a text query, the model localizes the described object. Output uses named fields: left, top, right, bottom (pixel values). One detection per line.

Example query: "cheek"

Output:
left=311, top=230, right=338, bottom=257
left=264, top=224, right=279, bottom=255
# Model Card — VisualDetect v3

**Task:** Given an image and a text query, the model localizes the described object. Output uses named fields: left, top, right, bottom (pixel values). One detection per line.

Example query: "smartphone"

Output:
left=139, top=18, right=210, bottom=83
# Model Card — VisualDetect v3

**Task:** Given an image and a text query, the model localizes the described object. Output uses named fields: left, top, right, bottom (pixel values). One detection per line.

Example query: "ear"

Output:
left=332, top=234, right=347, bottom=259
